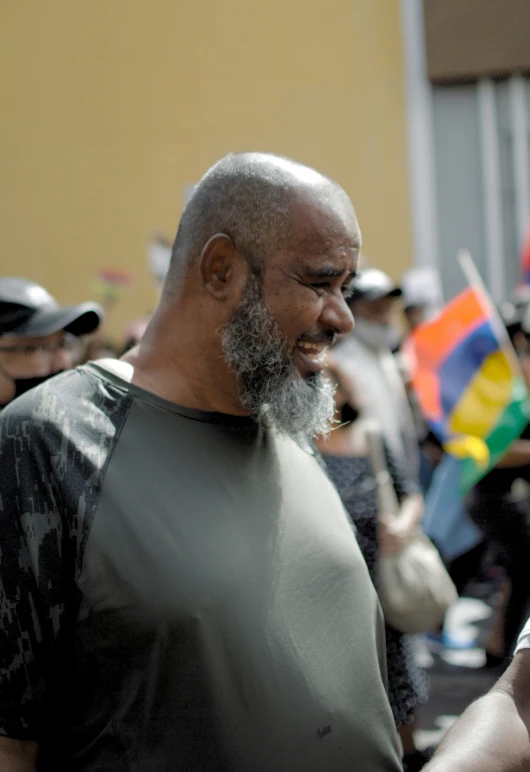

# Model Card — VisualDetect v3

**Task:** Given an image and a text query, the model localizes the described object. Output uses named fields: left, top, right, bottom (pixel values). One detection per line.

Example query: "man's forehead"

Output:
left=298, top=252, right=359, bottom=275
left=287, top=233, right=360, bottom=270
left=288, top=192, right=360, bottom=248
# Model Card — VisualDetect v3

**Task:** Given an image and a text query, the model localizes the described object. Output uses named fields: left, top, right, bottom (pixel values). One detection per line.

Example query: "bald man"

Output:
left=0, top=153, right=402, bottom=772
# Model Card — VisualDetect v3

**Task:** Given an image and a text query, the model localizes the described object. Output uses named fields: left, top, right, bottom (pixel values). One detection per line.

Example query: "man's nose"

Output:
left=320, top=293, right=355, bottom=336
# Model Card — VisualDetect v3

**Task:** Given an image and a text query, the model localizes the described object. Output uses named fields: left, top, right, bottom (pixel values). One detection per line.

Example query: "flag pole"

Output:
left=458, top=249, right=521, bottom=374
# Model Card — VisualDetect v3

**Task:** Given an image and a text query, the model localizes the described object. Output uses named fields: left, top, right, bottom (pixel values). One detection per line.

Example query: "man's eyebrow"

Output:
left=304, top=266, right=348, bottom=279
left=303, top=266, right=359, bottom=282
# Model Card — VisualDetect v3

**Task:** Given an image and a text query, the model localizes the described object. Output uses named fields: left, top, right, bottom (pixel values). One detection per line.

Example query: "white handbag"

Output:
left=364, top=423, right=457, bottom=634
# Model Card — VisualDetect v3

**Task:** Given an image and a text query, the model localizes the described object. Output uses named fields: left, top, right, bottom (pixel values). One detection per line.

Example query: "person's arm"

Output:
left=379, top=493, right=423, bottom=555
left=0, top=739, right=38, bottom=772
left=0, top=397, right=70, bottom=761
left=378, top=444, right=424, bottom=554
left=424, top=649, right=530, bottom=771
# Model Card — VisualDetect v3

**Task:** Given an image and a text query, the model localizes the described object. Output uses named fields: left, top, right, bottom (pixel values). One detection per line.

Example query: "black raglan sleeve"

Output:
left=0, top=368, right=133, bottom=742
left=0, top=394, right=73, bottom=741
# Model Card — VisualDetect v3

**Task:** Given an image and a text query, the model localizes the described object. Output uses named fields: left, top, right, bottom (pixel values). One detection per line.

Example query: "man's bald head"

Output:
left=165, top=152, right=354, bottom=288
left=136, top=152, right=360, bottom=432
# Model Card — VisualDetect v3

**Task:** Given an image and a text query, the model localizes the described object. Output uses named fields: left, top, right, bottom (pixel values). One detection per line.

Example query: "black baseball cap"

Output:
left=348, top=268, right=402, bottom=304
left=0, top=277, right=104, bottom=337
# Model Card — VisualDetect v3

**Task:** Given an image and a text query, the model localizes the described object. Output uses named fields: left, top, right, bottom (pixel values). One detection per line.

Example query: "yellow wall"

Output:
left=0, top=0, right=412, bottom=342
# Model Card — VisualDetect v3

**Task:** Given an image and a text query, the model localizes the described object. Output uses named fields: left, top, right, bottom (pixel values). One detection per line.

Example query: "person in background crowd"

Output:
left=317, top=356, right=430, bottom=771
left=334, top=268, right=419, bottom=483
left=397, top=268, right=445, bottom=495
left=422, top=303, right=530, bottom=657
left=0, top=153, right=403, bottom=772
left=400, top=267, right=443, bottom=336
left=0, top=277, right=103, bottom=409
left=518, top=303, right=530, bottom=392
left=81, top=336, right=118, bottom=363
left=424, top=617, right=530, bottom=771
left=403, top=303, right=426, bottom=333
left=466, top=302, right=530, bottom=668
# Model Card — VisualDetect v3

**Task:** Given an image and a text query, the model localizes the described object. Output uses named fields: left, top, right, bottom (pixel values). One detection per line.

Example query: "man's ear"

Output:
left=199, top=233, right=245, bottom=300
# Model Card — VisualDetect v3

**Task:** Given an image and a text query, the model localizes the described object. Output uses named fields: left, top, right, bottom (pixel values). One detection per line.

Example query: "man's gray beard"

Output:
left=221, top=274, right=335, bottom=439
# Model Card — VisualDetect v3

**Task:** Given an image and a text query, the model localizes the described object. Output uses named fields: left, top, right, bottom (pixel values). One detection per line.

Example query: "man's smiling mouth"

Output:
left=295, top=340, right=329, bottom=362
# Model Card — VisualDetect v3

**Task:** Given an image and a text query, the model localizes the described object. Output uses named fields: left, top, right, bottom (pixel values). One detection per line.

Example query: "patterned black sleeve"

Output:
left=0, top=392, right=72, bottom=740
left=0, top=367, right=131, bottom=741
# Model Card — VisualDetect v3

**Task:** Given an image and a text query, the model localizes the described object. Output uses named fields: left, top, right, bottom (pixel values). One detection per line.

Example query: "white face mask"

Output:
left=354, top=317, right=399, bottom=351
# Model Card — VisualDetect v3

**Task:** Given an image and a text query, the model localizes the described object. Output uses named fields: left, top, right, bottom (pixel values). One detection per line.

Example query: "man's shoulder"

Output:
left=1, top=368, right=84, bottom=420
left=2, top=365, right=127, bottom=418
left=0, top=365, right=133, bottom=456
left=293, top=433, right=329, bottom=472
left=273, top=430, right=337, bottom=485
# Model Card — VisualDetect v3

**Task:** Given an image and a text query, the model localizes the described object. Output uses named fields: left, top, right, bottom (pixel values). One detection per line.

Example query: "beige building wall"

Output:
left=1, top=0, right=412, bottom=341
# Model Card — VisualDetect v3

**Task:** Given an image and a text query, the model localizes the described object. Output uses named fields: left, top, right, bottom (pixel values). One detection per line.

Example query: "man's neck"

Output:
left=123, top=313, right=248, bottom=416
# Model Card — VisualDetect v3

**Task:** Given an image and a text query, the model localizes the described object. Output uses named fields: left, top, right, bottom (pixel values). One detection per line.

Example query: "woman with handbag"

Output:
left=316, top=356, right=431, bottom=772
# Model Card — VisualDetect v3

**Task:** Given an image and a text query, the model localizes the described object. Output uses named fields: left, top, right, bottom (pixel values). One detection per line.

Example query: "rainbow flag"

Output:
left=406, top=285, right=529, bottom=493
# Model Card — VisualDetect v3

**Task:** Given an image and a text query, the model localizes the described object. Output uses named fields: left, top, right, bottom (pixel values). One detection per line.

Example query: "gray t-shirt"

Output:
left=0, top=362, right=401, bottom=771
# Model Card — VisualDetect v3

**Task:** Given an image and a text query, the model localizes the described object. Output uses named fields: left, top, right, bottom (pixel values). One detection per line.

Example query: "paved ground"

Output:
left=415, top=597, right=501, bottom=750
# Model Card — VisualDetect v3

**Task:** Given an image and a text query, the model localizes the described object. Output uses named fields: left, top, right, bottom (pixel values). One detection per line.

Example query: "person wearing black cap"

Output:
left=334, top=267, right=420, bottom=483
left=0, top=277, right=103, bottom=408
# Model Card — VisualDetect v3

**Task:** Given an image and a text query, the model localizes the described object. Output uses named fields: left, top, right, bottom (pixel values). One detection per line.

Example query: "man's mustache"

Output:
left=297, top=332, right=337, bottom=346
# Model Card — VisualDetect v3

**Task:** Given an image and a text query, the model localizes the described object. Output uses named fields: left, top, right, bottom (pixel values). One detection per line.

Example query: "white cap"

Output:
left=401, top=267, right=444, bottom=312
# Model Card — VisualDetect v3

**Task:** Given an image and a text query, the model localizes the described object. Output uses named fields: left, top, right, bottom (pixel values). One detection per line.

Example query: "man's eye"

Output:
left=311, top=282, right=330, bottom=293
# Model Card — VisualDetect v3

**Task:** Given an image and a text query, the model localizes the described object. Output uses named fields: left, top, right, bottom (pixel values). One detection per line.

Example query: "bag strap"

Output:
left=363, top=421, right=400, bottom=518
